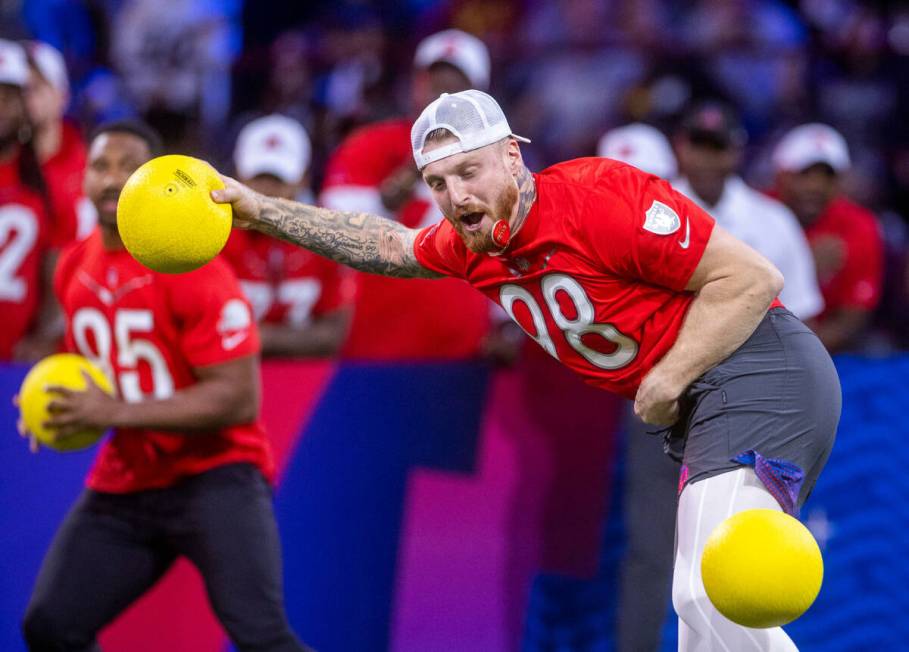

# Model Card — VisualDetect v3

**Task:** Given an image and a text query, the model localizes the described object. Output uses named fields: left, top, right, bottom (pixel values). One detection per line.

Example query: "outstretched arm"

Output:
left=212, top=177, right=442, bottom=279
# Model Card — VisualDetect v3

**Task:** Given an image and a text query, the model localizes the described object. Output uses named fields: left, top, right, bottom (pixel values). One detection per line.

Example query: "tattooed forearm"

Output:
left=255, top=197, right=442, bottom=279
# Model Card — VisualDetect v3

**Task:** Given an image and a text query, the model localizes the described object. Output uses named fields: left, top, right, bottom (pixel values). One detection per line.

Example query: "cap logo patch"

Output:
left=643, top=200, right=680, bottom=235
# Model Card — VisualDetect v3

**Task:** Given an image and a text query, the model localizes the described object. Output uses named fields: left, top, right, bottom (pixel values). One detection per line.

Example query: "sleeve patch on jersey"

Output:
left=217, top=298, right=253, bottom=350
left=643, top=200, right=681, bottom=235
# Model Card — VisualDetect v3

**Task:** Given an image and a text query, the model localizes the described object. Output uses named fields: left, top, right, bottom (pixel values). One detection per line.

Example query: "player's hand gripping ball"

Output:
left=17, top=353, right=114, bottom=452
left=117, top=154, right=232, bottom=273
left=701, top=508, right=823, bottom=628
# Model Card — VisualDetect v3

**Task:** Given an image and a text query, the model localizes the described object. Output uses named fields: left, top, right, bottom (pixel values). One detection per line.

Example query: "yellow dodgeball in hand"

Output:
left=17, top=353, right=114, bottom=452
left=117, top=154, right=232, bottom=273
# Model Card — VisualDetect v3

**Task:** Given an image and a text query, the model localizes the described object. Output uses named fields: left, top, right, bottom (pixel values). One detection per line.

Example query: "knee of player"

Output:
left=22, top=599, right=75, bottom=647
left=671, top=572, right=712, bottom=624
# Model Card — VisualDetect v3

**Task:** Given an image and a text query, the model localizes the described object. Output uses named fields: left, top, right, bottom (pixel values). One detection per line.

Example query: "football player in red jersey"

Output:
left=20, top=121, right=312, bottom=652
left=24, top=40, right=93, bottom=243
left=0, top=39, right=61, bottom=362
left=772, top=123, right=884, bottom=353
left=222, top=114, right=351, bottom=357
left=215, top=90, right=840, bottom=651
left=320, top=29, right=492, bottom=359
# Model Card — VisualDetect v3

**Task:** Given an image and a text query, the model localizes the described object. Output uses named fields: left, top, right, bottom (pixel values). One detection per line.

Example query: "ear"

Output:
left=504, top=138, right=523, bottom=175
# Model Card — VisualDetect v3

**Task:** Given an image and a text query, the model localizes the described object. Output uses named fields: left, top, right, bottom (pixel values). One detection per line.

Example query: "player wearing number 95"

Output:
left=21, top=121, right=313, bottom=652
left=214, top=90, right=840, bottom=651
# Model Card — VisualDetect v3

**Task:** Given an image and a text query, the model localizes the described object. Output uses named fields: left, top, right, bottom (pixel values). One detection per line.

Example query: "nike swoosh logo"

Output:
left=221, top=331, right=249, bottom=351
left=678, top=218, right=690, bottom=249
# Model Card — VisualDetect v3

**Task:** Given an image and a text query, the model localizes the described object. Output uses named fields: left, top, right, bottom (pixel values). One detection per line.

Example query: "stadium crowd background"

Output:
left=2, top=1, right=909, bottom=652
left=5, top=0, right=909, bottom=355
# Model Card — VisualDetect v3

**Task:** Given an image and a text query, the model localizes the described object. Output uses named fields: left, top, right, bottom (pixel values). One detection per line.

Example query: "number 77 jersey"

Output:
left=414, top=158, right=716, bottom=400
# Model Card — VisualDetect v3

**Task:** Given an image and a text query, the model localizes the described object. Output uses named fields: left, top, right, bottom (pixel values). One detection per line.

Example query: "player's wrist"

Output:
left=105, top=398, right=133, bottom=429
left=647, top=361, right=692, bottom=399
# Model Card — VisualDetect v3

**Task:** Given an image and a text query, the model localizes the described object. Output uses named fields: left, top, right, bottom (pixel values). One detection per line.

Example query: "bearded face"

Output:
left=421, top=137, right=520, bottom=254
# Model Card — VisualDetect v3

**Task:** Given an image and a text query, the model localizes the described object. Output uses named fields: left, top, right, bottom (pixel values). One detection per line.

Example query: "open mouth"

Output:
left=100, top=192, right=120, bottom=212
left=459, top=211, right=485, bottom=231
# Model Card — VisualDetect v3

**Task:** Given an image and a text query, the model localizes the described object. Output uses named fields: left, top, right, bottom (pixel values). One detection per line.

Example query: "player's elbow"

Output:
left=209, top=382, right=259, bottom=427
left=230, top=398, right=259, bottom=425
left=752, top=260, right=784, bottom=304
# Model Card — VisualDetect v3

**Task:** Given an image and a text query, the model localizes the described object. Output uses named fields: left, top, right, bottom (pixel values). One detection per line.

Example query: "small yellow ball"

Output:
left=117, top=154, right=232, bottom=273
left=701, top=508, right=823, bottom=628
left=18, top=353, right=115, bottom=452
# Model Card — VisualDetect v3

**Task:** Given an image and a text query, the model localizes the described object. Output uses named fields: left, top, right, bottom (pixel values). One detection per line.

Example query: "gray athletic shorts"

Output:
left=664, top=307, right=841, bottom=514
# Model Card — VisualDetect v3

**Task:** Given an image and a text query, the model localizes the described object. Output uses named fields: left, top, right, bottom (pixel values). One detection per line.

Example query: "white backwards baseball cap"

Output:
left=234, top=114, right=311, bottom=184
left=598, top=123, right=678, bottom=180
left=772, top=123, right=851, bottom=173
left=411, top=90, right=529, bottom=170
left=0, top=39, right=28, bottom=87
left=414, top=29, right=490, bottom=90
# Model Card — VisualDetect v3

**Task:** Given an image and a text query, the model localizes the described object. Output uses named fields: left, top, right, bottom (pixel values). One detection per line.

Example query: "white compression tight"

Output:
left=673, top=467, right=799, bottom=652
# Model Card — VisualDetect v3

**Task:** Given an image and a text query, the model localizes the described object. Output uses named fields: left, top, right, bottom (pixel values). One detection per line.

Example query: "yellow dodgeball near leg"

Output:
left=701, top=508, right=823, bottom=628
left=117, top=154, right=232, bottom=273
left=18, top=353, right=115, bottom=452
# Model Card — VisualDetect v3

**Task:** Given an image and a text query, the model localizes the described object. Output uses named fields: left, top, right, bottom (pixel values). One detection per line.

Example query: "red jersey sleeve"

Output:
left=582, top=169, right=715, bottom=291
left=413, top=219, right=467, bottom=278
left=839, top=211, right=884, bottom=310
left=165, top=257, right=261, bottom=367
left=322, top=121, right=412, bottom=189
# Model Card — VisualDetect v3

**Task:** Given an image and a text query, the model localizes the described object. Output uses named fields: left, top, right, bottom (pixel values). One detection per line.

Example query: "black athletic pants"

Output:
left=22, top=463, right=312, bottom=652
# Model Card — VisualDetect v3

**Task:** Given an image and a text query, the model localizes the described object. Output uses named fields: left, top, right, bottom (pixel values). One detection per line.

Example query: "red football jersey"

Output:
left=804, top=196, right=883, bottom=320
left=322, top=119, right=491, bottom=359
left=54, top=230, right=274, bottom=492
left=42, top=121, right=92, bottom=245
left=0, top=184, right=50, bottom=360
left=221, top=228, right=350, bottom=326
left=414, top=158, right=717, bottom=399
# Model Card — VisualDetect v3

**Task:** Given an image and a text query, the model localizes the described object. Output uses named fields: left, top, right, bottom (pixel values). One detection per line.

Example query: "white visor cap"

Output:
left=234, top=114, right=311, bottom=184
left=411, top=89, right=530, bottom=171
left=598, top=123, right=678, bottom=180
left=772, top=123, right=851, bottom=173
left=413, top=29, right=491, bottom=90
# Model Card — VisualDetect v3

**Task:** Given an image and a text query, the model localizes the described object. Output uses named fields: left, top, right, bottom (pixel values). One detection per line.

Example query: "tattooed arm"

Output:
left=212, top=176, right=442, bottom=279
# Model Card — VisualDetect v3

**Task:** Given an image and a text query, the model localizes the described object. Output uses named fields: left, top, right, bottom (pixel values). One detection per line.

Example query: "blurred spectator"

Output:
left=317, top=9, right=389, bottom=125
left=110, top=0, right=242, bottom=151
left=0, top=39, right=64, bottom=362
left=678, top=0, right=808, bottom=136
left=321, top=29, right=492, bottom=360
left=259, top=31, right=315, bottom=128
left=24, top=40, right=94, bottom=241
left=222, top=115, right=352, bottom=358
left=674, top=101, right=823, bottom=320
left=508, top=0, right=648, bottom=164
left=773, top=123, right=884, bottom=352
left=597, top=122, right=677, bottom=179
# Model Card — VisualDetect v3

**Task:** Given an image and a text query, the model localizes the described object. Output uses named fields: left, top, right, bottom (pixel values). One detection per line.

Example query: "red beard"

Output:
left=453, top=181, right=518, bottom=254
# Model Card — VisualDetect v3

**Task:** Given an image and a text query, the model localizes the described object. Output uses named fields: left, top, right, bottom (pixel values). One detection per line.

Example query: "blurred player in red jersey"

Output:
left=772, top=123, right=884, bottom=352
left=0, top=39, right=60, bottom=362
left=20, top=121, right=313, bottom=652
left=223, top=114, right=351, bottom=357
left=24, top=40, right=93, bottom=242
left=215, top=90, right=841, bottom=651
left=321, top=29, right=492, bottom=359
